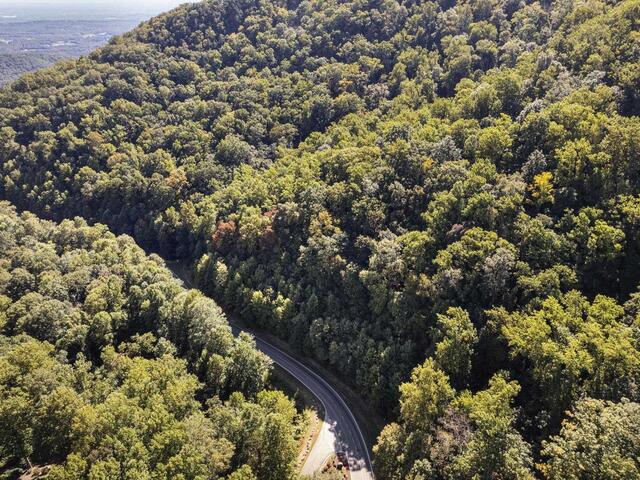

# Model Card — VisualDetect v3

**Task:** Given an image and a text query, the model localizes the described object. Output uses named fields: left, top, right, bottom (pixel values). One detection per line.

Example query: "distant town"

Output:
left=0, top=1, right=190, bottom=84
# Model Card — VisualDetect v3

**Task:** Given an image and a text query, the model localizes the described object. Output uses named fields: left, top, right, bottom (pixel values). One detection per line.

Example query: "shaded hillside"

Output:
left=0, top=202, right=301, bottom=479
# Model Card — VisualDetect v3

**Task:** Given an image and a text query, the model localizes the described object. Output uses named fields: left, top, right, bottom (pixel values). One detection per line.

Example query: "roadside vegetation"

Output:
left=0, top=203, right=302, bottom=479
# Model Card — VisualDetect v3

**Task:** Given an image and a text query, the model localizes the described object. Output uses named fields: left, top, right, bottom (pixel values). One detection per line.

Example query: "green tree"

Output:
left=433, top=307, right=478, bottom=388
left=541, top=398, right=640, bottom=480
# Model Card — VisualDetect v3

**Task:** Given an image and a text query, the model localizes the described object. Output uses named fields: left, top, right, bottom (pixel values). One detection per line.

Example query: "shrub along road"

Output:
left=169, top=262, right=374, bottom=479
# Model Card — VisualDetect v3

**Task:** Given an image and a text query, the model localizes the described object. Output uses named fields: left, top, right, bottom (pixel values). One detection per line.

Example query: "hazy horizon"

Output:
left=0, top=0, right=197, bottom=20
left=0, top=0, right=199, bottom=84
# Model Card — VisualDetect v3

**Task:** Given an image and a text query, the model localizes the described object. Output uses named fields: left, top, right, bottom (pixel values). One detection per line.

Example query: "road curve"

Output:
left=231, top=325, right=375, bottom=480
left=167, top=262, right=374, bottom=479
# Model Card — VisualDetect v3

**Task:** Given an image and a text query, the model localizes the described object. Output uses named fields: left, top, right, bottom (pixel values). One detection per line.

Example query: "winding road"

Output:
left=169, top=263, right=375, bottom=479
left=232, top=325, right=374, bottom=479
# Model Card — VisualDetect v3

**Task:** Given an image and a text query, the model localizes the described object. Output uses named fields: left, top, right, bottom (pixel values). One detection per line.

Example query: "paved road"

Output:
left=168, top=262, right=374, bottom=479
left=231, top=325, right=375, bottom=479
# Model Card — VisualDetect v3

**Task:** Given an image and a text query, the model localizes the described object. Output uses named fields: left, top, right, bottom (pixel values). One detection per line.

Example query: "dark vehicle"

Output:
left=336, top=452, right=350, bottom=471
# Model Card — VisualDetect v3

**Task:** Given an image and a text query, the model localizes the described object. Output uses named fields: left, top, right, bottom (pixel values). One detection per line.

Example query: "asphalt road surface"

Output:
left=168, top=262, right=374, bottom=479
left=231, top=325, right=375, bottom=480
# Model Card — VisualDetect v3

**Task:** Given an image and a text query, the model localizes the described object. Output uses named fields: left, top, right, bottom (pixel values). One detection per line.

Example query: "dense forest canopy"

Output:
left=0, top=202, right=302, bottom=479
left=0, top=0, right=640, bottom=478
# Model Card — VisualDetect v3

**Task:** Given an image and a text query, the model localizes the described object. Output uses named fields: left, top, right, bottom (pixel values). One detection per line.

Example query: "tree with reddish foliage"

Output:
left=211, top=220, right=237, bottom=255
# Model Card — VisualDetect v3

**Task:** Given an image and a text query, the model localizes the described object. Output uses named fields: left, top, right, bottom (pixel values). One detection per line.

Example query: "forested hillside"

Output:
left=0, top=202, right=301, bottom=479
left=0, top=0, right=639, bottom=478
